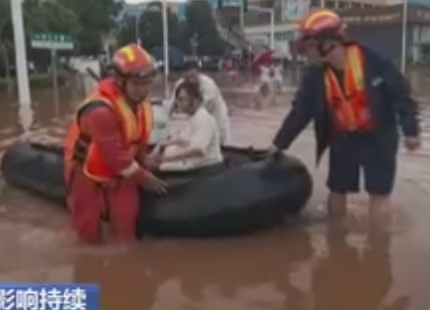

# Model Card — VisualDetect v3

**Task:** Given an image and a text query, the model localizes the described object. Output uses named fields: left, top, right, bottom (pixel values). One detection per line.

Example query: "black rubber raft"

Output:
left=1, top=142, right=312, bottom=237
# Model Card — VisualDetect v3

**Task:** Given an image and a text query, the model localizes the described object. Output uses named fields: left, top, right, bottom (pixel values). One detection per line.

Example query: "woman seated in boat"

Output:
left=155, top=80, right=223, bottom=171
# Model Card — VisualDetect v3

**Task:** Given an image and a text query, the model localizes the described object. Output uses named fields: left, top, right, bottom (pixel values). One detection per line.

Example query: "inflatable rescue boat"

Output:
left=1, top=142, right=312, bottom=237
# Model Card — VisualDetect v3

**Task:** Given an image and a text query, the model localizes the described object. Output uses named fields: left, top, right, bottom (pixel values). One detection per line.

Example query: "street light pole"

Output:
left=248, top=6, right=275, bottom=50
left=135, top=11, right=142, bottom=46
left=162, top=0, right=170, bottom=97
left=270, top=10, right=274, bottom=50
left=240, top=0, right=244, bottom=29
left=126, top=0, right=187, bottom=98
left=401, top=0, right=408, bottom=73
left=11, top=0, right=31, bottom=104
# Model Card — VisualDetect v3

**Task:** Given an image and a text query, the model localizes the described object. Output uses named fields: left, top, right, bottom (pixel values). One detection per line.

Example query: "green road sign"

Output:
left=31, top=33, right=74, bottom=50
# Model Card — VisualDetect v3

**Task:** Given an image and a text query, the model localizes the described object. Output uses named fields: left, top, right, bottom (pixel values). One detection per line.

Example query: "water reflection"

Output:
left=0, top=71, right=429, bottom=309
left=312, top=223, right=409, bottom=310
left=17, top=102, right=33, bottom=140
left=73, top=227, right=312, bottom=310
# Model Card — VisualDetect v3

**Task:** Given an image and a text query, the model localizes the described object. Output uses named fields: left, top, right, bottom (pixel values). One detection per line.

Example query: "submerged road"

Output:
left=0, top=74, right=429, bottom=309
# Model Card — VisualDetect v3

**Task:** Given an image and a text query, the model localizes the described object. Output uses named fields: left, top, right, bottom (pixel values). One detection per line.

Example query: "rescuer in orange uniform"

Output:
left=270, top=9, right=420, bottom=225
left=64, top=44, right=167, bottom=244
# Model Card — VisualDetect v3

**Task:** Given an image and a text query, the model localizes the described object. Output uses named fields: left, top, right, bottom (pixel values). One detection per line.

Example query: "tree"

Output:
left=0, top=0, right=80, bottom=87
left=58, top=0, right=123, bottom=55
left=0, top=0, right=12, bottom=89
left=184, top=0, right=224, bottom=55
left=138, top=2, right=182, bottom=50
left=24, top=0, right=80, bottom=36
left=115, top=15, right=136, bottom=48
left=23, top=0, right=81, bottom=68
left=116, top=2, right=183, bottom=51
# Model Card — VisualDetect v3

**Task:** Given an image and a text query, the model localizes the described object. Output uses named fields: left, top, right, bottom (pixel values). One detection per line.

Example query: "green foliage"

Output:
left=0, top=0, right=226, bottom=75
left=0, top=0, right=82, bottom=76
left=0, top=0, right=10, bottom=36
left=185, top=0, right=224, bottom=55
left=0, top=0, right=80, bottom=41
left=24, top=0, right=81, bottom=68
left=116, top=0, right=225, bottom=56
left=0, top=0, right=122, bottom=74
left=24, top=0, right=80, bottom=36
left=185, top=0, right=217, bottom=36
left=115, top=19, right=136, bottom=48
left=116, top=2, right=184, bottom=52
left=58, top=0, right=123, bottom=55
left=0, top=72, right=69, bottom=91
left=139, top=2, right=182, bottom=49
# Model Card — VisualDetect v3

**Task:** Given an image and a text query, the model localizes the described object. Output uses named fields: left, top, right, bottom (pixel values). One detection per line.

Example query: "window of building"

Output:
left=351, top=2, right=361, bottom=9
left=260, top=0, right=274, bottom=9
left=337, top=1, right=349, bottom=10
left=325, top=0, right=336, bottom=9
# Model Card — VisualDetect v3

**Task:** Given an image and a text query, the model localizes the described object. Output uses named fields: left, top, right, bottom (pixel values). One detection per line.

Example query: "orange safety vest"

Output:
left=64, top=83, right=153, bottom=183
left=324, top=44, right=374, bottom=132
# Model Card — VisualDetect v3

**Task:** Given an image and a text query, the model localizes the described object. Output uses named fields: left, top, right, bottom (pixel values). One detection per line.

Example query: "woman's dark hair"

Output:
left=175, top=80, right=202, bottom=102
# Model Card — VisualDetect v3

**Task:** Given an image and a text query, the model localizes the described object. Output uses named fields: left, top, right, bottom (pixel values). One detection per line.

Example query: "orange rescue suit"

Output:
left=64, top=81, right=153, bottom=182
left=324, top=44, right=374, bottom=132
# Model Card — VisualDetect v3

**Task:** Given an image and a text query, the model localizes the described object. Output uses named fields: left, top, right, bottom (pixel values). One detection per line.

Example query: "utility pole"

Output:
left=11, top=0, right=31, bottom=104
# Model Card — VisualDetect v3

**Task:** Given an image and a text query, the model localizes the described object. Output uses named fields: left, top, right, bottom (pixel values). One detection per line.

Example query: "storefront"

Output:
left=339, top=4, right=430, bottom=63
left=246, top=29, right=298, bottom=57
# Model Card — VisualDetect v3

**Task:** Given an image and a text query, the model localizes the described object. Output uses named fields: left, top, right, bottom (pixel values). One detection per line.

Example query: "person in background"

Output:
left=259, top=63, right=271, bottom=85
left=270, top=9, right=420, bottom=226
left=272, top=59, right=284, bottom=93
left=64, top=43, right=167, bottom=245
left=257, top=64, right=275, bottom=109
left=173, top=61, right=230, bottom=145
left=157, top=80, right=223, bottom=171
left=223, top=56, right=239, bottom=87
left=224, top=57, right=233, bottom=72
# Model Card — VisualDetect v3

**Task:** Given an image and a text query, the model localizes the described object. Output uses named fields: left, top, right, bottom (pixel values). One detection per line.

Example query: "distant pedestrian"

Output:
left=257, top=64, right=276, bottom=109
left=272, top=60, right=284, bottom=92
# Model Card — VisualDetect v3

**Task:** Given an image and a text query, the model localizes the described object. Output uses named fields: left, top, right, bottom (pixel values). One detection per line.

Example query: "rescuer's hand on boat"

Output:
left=268, top=145, right=283, bottom=158
left=404, top=136, right=421, bottom=152
left=63, top=43, right=163, bottom=244
left=138, top=170, right=167, bottom=194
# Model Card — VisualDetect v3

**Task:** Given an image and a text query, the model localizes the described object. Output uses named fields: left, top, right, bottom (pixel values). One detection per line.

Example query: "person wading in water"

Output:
left=64, top=44, right=167, bottom=244
left=270, top=9, right=420, bottom=226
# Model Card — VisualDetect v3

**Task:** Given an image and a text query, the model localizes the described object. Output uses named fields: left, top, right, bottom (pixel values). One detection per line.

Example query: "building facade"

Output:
left=341, top=4, right=430, bottom=63
left=243, top=0, right=430, bottom=62
left=243, top=0, right=387, bottom=54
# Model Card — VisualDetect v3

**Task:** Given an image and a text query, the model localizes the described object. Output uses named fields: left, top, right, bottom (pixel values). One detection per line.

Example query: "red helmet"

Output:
left=299, top=9, right=343, bottom=37
left=296, top=9, right=345, bottom=52
left=112, top=43, right=156, bottom=79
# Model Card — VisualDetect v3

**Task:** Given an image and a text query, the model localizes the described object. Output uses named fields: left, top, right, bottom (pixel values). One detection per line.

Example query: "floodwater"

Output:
left=0, top=71, right=430, bottom=310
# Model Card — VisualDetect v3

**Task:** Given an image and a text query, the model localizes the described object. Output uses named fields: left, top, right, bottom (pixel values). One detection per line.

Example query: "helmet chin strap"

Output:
left=314, top=32, right=344, bottom=58
left=115, top=78, right=146, bottom=107
left=316, top=39, right=343, bottom=59
left=317, top=42, right=333, bottom=57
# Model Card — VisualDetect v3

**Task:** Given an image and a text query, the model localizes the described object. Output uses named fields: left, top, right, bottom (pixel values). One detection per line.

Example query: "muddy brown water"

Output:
left=0, top=73, right=429, bottom=310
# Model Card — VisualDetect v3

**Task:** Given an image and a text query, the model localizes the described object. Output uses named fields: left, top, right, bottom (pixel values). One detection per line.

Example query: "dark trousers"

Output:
left=327, top=132, right=397, bottom=195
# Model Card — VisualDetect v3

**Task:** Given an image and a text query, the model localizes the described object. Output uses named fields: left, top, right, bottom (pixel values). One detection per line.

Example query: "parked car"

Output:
left=200, top=55, right=222, bottom=71
left=151, top=46, right=185, bottom=71
left=183, top=55, right=201, bottom=69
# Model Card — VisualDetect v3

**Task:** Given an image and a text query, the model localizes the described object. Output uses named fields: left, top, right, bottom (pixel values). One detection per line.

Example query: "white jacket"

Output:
left=160, top=107, right=223, bottom=171
left=173, top=74, right=230, bottom=145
